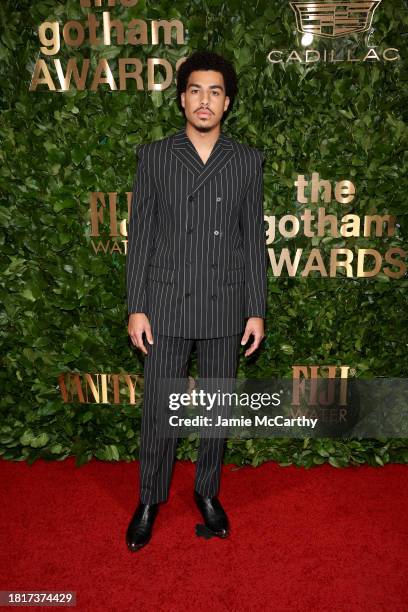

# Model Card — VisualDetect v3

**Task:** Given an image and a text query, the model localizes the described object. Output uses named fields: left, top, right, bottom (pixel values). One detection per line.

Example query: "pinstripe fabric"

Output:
left=126, top=127, right=267, bottom=339
left=139, top=333, right=242, bottom=504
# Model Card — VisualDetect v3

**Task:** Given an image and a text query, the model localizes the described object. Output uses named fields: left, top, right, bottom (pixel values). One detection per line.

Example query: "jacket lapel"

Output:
left=171, top=127, right=235, bottom=196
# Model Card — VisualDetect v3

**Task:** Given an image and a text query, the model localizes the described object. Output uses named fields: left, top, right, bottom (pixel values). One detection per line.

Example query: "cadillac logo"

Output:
left=289, top=1, right=382, bottom=38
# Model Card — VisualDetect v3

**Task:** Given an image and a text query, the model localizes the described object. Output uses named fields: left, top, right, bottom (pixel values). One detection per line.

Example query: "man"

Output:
left=125, top=50, right=267, bottom=551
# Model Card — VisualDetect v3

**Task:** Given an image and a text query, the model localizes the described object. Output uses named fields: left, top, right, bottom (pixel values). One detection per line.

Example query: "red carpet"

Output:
left=1, top=457, right=407, bottom=611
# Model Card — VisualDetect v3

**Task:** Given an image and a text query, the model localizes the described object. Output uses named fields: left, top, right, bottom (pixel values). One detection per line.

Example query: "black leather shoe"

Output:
left=126, top=502, right=159, bottom=552
left=194, top=490, right=230, bottom=538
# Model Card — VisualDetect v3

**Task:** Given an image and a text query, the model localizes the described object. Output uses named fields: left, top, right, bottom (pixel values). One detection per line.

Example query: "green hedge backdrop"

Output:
left=1, top=0, right=408, bottom=468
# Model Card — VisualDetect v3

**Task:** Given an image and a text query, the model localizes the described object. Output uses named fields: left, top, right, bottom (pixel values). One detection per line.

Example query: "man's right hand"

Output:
left=128, top=313, right=154, bottom=355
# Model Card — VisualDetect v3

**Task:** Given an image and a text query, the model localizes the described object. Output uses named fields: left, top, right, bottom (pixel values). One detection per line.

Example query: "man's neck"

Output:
left=185, top=122, right=221, bottom=150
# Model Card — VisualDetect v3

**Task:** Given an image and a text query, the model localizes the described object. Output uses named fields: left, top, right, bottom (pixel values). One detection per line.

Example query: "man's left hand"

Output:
left=241, top=317, right=265, bottom=357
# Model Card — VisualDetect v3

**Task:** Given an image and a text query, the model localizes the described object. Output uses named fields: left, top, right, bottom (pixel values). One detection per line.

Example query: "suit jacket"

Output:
left=126, top=126, right=267, bottom=339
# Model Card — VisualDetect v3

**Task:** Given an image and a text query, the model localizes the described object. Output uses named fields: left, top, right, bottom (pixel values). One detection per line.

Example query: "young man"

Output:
left=125, top=50, right=267, bottom=551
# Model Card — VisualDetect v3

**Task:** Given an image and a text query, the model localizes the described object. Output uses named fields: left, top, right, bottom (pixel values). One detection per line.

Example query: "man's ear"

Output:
left=224, top=95, right=230, bottom=112
left=181, top=92, right=185, bottom=110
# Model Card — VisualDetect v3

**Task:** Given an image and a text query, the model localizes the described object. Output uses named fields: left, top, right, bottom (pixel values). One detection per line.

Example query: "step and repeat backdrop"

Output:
left=1, top=0, right=407, bottom=467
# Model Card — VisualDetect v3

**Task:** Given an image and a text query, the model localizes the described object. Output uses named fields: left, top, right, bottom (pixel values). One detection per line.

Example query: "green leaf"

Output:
left=30, top=433, right=49, bottom=448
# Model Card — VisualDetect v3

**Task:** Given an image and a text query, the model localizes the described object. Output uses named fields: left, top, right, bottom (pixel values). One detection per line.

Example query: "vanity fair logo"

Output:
left=268, top=0, right=400, bottom=65
left=58, top=372, right=144, bottom=404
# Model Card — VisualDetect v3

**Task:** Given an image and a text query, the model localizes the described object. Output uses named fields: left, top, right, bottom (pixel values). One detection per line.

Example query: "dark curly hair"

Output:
left=176, top=51, right=238, bottom=122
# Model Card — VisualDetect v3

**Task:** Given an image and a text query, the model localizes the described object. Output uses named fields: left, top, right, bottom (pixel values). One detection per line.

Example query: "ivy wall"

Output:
left=1, top=0, right=407, bottom=467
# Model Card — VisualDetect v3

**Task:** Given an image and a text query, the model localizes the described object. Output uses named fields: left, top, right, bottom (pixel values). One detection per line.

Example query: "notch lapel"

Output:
left=171, top=127, right=235, bottom=196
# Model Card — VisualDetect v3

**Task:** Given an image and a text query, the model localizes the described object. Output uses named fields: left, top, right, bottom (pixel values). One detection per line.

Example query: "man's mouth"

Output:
left=197, top=109, right=211, bottom=117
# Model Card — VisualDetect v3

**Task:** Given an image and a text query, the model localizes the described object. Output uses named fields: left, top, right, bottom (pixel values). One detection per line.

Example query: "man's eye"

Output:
left=212, top=91, right=219, bottom=95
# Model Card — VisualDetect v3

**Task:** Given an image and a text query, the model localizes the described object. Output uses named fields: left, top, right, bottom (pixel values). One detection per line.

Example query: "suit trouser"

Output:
left=138, top=333, right=242, bottom=504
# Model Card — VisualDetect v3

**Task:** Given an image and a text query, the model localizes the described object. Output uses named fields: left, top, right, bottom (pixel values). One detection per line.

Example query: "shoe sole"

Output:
left=127, top=540, right=150, bottom=552
left=206, top=527, right=230, bottom=538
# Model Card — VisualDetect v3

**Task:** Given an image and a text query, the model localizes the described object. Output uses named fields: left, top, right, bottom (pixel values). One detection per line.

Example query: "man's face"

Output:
left=181, top=70, right=230, bottom=132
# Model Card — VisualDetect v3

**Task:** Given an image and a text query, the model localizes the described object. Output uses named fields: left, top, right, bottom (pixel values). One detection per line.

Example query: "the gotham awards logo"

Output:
left=265, top=172, right=406, bottom=278
left=29, top=0, right=185, bottom=91
left=268, top=0, right=400, bottom=64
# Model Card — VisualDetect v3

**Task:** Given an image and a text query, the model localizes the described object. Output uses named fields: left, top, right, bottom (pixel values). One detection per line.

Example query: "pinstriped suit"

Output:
left=126, top=127, right=267, bottom=503
left=126, top=127, right=267, bottom=338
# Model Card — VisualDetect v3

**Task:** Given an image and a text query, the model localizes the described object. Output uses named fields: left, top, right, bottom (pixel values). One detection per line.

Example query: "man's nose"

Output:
left=200, top=92, right=210, bottom=105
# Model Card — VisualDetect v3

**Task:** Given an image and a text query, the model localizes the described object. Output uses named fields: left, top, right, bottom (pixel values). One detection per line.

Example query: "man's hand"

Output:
left=128, top=313, right=154, bottom=355
left=241, top=317, right=265, bottom=357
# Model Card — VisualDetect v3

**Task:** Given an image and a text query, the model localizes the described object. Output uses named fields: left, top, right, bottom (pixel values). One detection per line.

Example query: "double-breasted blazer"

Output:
left=126, top=126, right=267, bottom=339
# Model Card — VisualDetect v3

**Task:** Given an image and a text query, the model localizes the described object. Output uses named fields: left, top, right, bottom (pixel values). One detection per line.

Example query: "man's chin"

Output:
left=189, top=119, right=219, bottom=133
left=195, top=125, right=212, bottom=133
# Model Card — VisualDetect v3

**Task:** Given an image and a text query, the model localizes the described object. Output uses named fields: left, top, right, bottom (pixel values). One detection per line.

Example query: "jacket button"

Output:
left=187, top=227, right=193, bottom=234
left=211, top=263, right=217, bottom=269
left=188, top=195, right=194, bottom=202
left=185, top=292, right=191, bottom=298
left=213, top=230, right=219, bottom=236
left=185, top=260, right=191, bottom=266
left=216, top=196, right=222, bottom=202
left=211, top=294, right=217, bottom=300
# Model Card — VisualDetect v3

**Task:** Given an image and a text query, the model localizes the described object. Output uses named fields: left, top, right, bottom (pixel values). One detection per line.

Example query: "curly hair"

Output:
left=176, top=51, right=238, bottom=122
